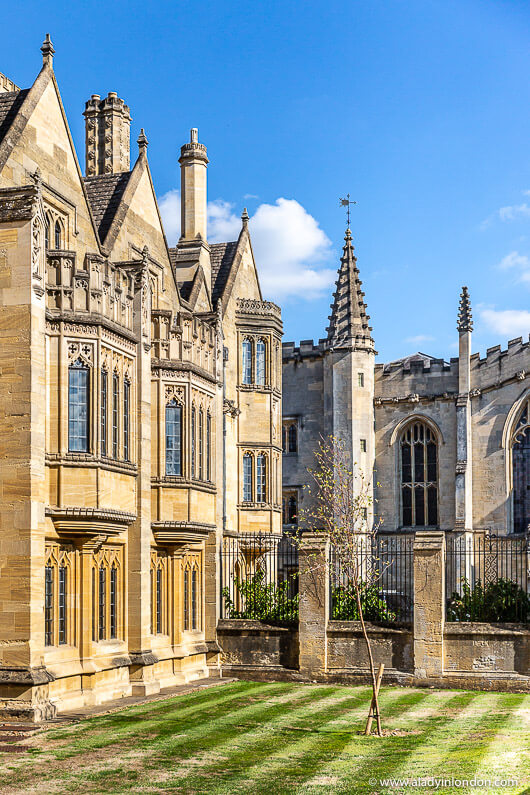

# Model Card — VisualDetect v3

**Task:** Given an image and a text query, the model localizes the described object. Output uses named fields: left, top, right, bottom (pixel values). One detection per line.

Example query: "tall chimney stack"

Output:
left=83, top=92, right=132, bottom=177
left=179, top=128, right=208, bottom=241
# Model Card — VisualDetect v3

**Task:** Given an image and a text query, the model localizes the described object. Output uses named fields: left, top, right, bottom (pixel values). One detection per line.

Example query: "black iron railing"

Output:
left=220, top=533, right=299, bottom=622
left=446, top=533, right=530, bottom=622
left=330, top=535, right=414, bottom=623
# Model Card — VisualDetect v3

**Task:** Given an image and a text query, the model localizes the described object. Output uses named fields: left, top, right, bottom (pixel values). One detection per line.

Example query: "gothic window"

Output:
left=191, top=405, right=196, bottom=478
left=191, top=567, right=198, bottom=630
left=44, top=215, right=50, bottom=251
left=156, top=568, right=162, bottom=633
left=282, top=421, right=298, bottom=454
left=243, top=453, right=253, bottom=501
left=512, top=400, right=530, bottom=533
left=198, top=407, right=204, bottom=480
left=206, top=411, right=211, bottom=481
left=165, top=399, right=182, bottom=476
left=54, top=219, right=62, bottom=250
left=100, top=369, right=108, bottom=457
left=256, top=339, right=266, bottom=385
left=45, top=566, right=53, bottom=646
left=242, top=338, right=252, bottom=385
left=183, top=567, right=190, bottom=631
left=283, top=491, right=298, bottom=525
left=358, top=372, right=365, bottom=388
left=360, top=438, right=367, bottom=453
left=110, top=566, right=117, bottom=639
left=98, top=567, right=106, bottom=640
left=112, top=372, right=119, bottom=459
left=58, top=566, right=67, bottom=645
left=400, top=420, right=438, bottom=527
left=68, top=358, right=89, bottom=453
left=257, top=454, right=267, bottom=502
left=123, top=379, right=130, bottom=462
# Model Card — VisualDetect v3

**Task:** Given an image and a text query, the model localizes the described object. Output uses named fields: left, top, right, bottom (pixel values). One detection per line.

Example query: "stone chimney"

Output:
left=179, top=128, right=208, bottom=241
left=83, top=92, right=132, bottom=177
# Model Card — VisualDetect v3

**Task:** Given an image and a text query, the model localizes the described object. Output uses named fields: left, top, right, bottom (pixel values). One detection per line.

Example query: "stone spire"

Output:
left=41, top=34, right=55, bottom=68
left=457, top=286, right=473, bottom=332
left=326, top=228, right=374, bottom=350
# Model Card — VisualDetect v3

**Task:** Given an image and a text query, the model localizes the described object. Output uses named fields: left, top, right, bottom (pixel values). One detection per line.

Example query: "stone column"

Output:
left=298, top=534, right=330, bottom=679
left=455, top=287, right=473, bottom=532
left=413, top=531, right=445, bottom=680
left=128, top=251, right=159, bottom=695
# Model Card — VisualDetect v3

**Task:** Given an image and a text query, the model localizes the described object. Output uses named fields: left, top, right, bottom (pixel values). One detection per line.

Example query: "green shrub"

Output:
left=446, top=577, right=530, bottom=622
left=222, top=569, right=299, bottom=622
left=331, top=581, right=396, bottom=622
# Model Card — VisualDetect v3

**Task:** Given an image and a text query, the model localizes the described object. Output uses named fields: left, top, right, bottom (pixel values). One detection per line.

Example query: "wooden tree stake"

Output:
left=364, top=663, right=384, bottom=736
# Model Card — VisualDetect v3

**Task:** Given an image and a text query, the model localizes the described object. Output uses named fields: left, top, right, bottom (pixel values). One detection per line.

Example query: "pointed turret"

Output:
left=457, top=286, right=473, bottom=332
left=326, top=227, right=374, bottom=351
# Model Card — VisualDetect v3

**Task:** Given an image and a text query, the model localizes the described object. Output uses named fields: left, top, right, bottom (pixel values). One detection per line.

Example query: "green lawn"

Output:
left=0, top=681, right=529, bottom=794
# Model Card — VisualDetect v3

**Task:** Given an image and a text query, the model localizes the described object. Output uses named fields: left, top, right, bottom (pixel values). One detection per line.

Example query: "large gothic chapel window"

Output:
left=512, top=401, right=530, bottom=533
left=400, top=420, right=438, bottom=527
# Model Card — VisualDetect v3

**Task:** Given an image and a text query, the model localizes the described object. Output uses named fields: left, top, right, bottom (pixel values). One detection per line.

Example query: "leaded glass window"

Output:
left=243, top=454, right=253, bottom=501
left=257, top=454, right=266, bottom=503
left=100, top=369, right=108, bottom=457
left=58, top=566, right=67, bottom=645
left=98, top=568, right=106, bottom=640
left=112, top=372, right=119, bottom=459
left=400, top=420, right=438, bottom=527
left=123, top=379, right=130, bottom=462
left=183, top=568, right=190, bottom=631
left=512, top=402, right=530, bottom=533
left=191, top=406, right=196, bottom=478
left=68, top=359, right=89, bottom=453
left=110, top=566, right=117, bottom=640
left=156, top=568, right=162, bottom=634
left=54, top=220, right=62, bottom=249
left=191, top=568, right=198, bottom=630
left=242, top=338, right=252, bottom=384
left=256, top=339, right=266, bottom=385
left=165, top=399, right=182, bottom=476
left=198, top=407, right=204, bottom=480
left=45, top=566, right=53, bottom=646
left=206, top=412, right=211, bottom=481
left=283, top=492, right=298, bottom=525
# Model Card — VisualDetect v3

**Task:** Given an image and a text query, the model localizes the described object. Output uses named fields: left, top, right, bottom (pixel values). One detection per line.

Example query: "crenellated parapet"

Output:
left=282, top=338, right=328, bottom=361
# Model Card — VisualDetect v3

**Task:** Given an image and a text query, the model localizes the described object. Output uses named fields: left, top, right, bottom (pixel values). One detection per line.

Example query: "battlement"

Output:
left=0, top=72, right=20, bottom=94
left=282, top=338, right=328, bottom=360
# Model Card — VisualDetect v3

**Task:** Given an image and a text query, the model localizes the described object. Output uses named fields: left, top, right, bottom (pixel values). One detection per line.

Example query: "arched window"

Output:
left=256, top=454, right=267, bottom=503
left=198, top=407, right=204, bottom=480
left=400, top=420, right=438, bottom=527
left=44, top=215, right=50, bottom=250
left=256, top=339, right=266, bottom=385
left=54, top=220, right=62, bottom=250
left=191, top=405, right=196, bottom=478
left=165, top=399, right=182, bottom=476
left=283, top=491, right=298, bottom=525
left=242, top=338, right=252, bottom=385
left=243, top=453, right=253, bottom=501
left=206, top=411, right=211, bottom=481
left=512, top=400, right=530, bottom=533
left=288, top=423, right=297, bottom=453
left=68, top=358, right=89, bottom=453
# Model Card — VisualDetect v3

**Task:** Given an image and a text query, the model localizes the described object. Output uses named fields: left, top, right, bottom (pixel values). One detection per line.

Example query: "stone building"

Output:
left=283, top=230, right=530, bottom=538
left=0, top=37, right=281, bottom=719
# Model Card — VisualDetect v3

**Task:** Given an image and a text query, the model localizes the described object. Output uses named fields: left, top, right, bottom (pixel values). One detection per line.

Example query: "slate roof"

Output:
left=0, top=90, right=28, bottom=146
left=84, top=172, right=131, bottom=244
left=210, top=241, right=238, bottom=302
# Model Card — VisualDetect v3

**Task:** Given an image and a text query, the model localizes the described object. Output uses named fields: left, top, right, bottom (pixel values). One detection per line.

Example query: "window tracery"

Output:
left=400, top=419, right=438, bottom=527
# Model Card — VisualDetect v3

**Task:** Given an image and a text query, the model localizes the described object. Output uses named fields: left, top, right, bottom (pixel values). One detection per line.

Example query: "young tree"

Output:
left=299, top=434, right=385, bottom=736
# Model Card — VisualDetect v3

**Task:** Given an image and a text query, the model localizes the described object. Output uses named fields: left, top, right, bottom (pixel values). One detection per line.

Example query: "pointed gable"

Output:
left=327, top=227, right=374, bottom=351
left=84, top=171, right=131, bottom=244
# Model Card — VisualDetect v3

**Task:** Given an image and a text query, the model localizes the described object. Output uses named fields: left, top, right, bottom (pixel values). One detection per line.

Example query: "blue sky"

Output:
left=4, top=0, right=530, bottom=361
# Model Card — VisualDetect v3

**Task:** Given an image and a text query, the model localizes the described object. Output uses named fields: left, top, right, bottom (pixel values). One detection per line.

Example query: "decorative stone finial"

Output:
left=137, top=128, right=148, bottom=152
left=241, top=207, right=249, bottom=227
left=41, top=34, right=55, bottom=67
left=457, top=286, right=473, bottom=333
left=190, top=128, right=198, bottom=143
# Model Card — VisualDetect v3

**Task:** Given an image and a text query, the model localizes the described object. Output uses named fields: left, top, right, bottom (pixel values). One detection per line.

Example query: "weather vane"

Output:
left=339, top=194, right=357, bottom=228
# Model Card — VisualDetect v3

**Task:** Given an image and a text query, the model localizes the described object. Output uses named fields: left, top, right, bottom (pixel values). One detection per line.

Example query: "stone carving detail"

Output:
left=67, top=341, right=93, bottom=366
left=63, top=323, right=98, bottom=337
left=517, top=370, right=526, bottom=381
left=469, top=388, right=482, bottom=398
left=236, top=298, right=281, bottom=319
left=456, top=460, right=467, bottom=474
left=165, top=385, right=184, bottom=404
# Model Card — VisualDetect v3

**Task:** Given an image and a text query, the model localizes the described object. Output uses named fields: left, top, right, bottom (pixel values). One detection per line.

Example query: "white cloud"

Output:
left=159, top=190, right=335, bottom=300
left=481, top=308, right=530, bottom=337
left=158, top=189, right=181, bottom=245
left=404, top=334, right=435, bottom=344
left=249, top=198, right=334, bottom=300
left=497, top=250, right=530, bottom=285
left=498, top=203, right=530, bottom=222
